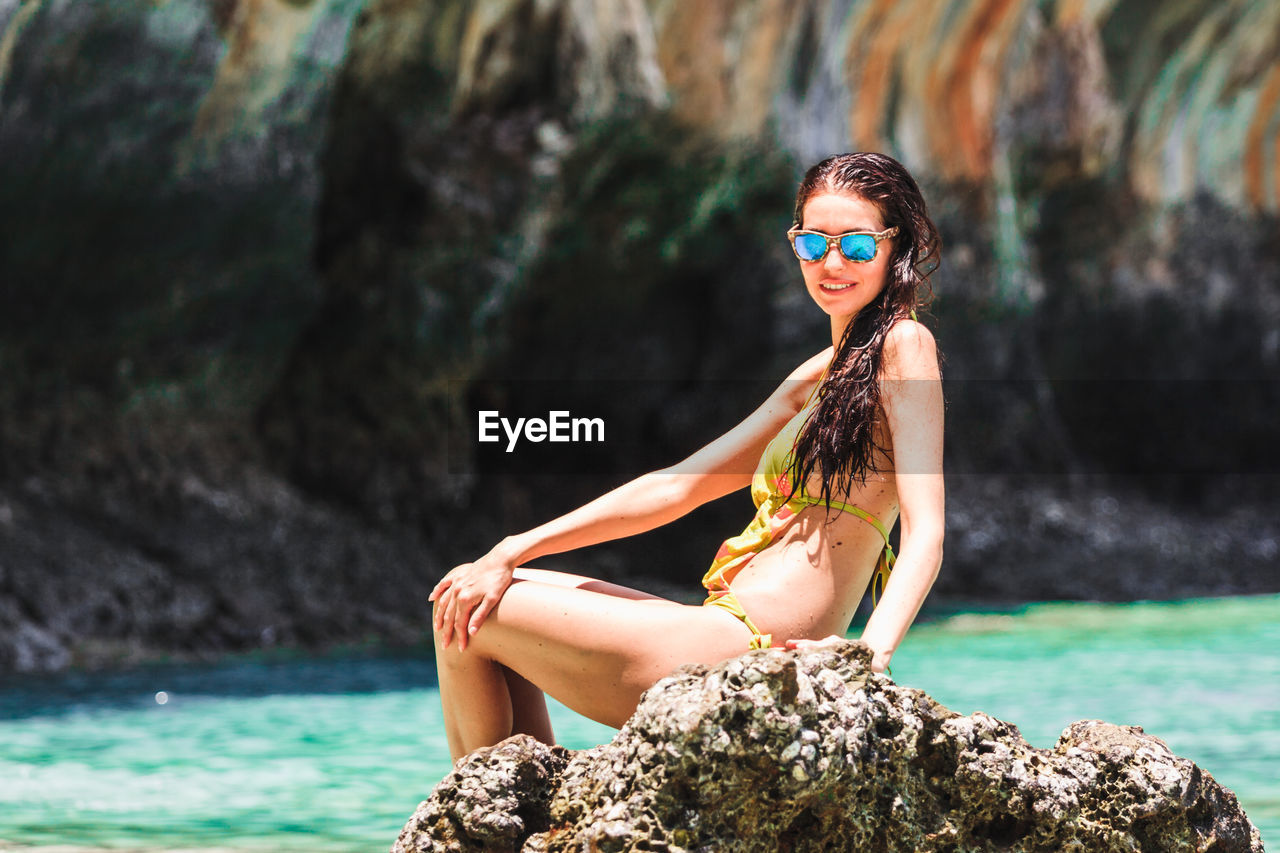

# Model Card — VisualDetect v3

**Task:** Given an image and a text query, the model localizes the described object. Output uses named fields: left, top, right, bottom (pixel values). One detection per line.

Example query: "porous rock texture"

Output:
left=394, top=641, right=1263, bottom=853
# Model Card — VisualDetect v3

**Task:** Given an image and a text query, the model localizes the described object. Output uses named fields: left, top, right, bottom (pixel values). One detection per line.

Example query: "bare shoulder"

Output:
left=776, top=346, right=835, bottom=410
left=787, top=346, right=836, bottom=382
left=882, top=319, right=940, bottom=380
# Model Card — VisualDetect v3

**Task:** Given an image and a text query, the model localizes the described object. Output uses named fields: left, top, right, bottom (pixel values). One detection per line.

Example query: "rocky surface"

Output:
left=0, top=459, right=439, bottom=673
left=394, top=641, right=1264, bottom=853
left=647, top=0, right=1280, bottom=213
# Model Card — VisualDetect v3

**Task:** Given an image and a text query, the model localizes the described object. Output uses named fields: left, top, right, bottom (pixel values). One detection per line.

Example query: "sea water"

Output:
left=0, top=594, right=1276, bottom=851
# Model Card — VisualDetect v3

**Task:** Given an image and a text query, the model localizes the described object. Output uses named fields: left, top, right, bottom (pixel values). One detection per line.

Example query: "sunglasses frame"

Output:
left=786, top=225, right=900, bottom=263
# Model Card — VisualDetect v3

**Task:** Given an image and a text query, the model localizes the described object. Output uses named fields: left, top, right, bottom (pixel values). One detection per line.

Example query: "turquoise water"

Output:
left=0, top=595, right=1275, bottom=851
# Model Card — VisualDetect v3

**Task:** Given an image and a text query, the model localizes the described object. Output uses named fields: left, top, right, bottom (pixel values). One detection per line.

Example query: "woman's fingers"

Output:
left=452, top=589, right=477, bottom=653
left=431, top=587, right=442, bottom=631
left=431, top=579, right=454, bottom=632
left=464, top=593, right=499, bottom=649
left=428, top=576, right=451, bottom=604
left=429, top=573, right=458, bottom=636
left=783, top=635, right=843, bottom=650
left=430, top=561, right=512, bottom=652
left=439, top=591, right=460, bottom=649
left=437, top=593, right=451, bottom=647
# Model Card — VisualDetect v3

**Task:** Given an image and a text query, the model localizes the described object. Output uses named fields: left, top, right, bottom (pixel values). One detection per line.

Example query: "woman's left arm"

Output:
left=860, top=319, right=945, bottom=672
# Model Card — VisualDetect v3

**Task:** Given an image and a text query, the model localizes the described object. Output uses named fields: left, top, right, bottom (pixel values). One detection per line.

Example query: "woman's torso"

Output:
left=715, top=360, right=900, bottom=641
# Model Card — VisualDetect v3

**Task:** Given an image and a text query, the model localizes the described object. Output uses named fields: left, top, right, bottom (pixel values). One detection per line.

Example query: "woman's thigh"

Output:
left=510, top=567, right=667, bottom=601
left=459, top=577, right=754, bottom=728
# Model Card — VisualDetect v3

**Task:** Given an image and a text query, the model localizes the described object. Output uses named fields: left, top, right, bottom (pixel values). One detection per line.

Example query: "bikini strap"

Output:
left=870, top=542, right=895, bottom=609
left=800, top=361, right=831, bottom=410
left=822, top=499, right=891, bottom=545
left=788, top=492, right=895, bottom=610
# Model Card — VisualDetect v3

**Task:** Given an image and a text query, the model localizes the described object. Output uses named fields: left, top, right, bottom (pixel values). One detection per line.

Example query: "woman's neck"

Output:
left=830, top=313, right=854, bottom=349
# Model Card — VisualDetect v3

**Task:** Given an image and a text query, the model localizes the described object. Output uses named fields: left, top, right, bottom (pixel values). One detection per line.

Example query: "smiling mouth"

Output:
left=820, top=280, right=855, bottom=291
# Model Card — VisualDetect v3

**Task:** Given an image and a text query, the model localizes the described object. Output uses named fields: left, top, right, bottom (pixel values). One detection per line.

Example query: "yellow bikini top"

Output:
left=747, top=365, right=896, bottom=604
left=754, top=370, right=890, bottom=529
left=702, top=336, right=915, bottom=644
left=752, top=381, right=821, bottom=510
left=758, top=311, right=916, bottom=524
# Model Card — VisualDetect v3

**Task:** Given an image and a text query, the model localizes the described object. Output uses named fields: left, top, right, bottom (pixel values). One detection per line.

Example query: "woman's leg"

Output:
left=435, top=642, right=557, bottom=758
left=436, top=568, right=661, bottom=757
left=433, top=569, right=751, bottom=760
left=502, top=664, right=553, bottom=741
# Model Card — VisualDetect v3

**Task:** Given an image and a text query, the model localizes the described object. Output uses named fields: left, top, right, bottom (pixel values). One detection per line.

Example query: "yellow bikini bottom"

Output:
left=701, top=495, right=895, bottom=652
left=704, top=588, right=774, bottom=649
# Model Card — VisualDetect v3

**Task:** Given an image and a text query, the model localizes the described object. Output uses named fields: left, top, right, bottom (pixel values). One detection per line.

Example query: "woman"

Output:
left=430, top=152, right=944, bottom=761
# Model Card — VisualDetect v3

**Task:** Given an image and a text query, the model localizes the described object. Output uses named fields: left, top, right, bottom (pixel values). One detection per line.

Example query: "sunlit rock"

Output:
left=394, top=641, right=1263, bottom=852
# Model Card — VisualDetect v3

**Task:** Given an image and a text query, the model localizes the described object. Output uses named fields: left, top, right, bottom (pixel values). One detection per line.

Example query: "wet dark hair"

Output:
left=786, top=152, right=941, bottom=511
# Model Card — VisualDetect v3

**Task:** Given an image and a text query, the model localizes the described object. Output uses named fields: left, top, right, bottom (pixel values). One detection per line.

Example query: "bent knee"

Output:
left=431, top=600, right=501, bottom=665
left=430, top=601, right=463, bottom=657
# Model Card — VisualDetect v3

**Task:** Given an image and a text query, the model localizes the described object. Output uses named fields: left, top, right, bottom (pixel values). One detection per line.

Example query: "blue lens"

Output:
left=840, top=233, right=877, bottom=262
left=794, top=233, right=828, bottom=261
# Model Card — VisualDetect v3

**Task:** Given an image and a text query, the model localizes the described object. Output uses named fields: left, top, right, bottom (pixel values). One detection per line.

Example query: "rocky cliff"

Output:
left=393, top=642, right=1264, bottom=852
left=649, top=0, right=1280, bottom=212
left=1, top=0, right=1277, bottom=670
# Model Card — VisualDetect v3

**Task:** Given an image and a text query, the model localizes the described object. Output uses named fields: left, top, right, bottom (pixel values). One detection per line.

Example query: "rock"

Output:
left=394, top=737, right=570, bottom=852
left=394, top=641, right=1263, bottom=852
left=0, top=472, right=441, bottom=672
left=452, top=0, right=666, bottom=122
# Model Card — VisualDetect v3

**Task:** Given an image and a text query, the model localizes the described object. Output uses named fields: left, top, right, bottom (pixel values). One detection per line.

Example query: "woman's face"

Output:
left=796, top=191, right=895, bottom=327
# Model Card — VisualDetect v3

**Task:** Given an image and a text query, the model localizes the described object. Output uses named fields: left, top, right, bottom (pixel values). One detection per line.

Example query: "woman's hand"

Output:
left=784, top=635, right=892, bottom=673
left=868, top=648, right=892, bottom=674
left=783, top=634, right=844, bottom=652
left=429, top=544, right=517, bottom=652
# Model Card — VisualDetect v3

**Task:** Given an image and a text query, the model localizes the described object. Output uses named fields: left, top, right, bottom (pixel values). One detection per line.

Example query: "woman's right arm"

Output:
left=431, top=348, right=833, bottom=649
left=497, top=349, right=828, bottom=565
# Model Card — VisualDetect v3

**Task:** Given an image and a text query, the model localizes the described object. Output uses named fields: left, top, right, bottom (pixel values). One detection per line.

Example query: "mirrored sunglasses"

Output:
left=787, top=226, right=900, bottom=263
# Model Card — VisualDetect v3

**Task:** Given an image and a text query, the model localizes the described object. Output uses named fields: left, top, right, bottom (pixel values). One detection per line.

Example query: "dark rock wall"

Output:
left=0, top=0, right=1277, bottom=670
